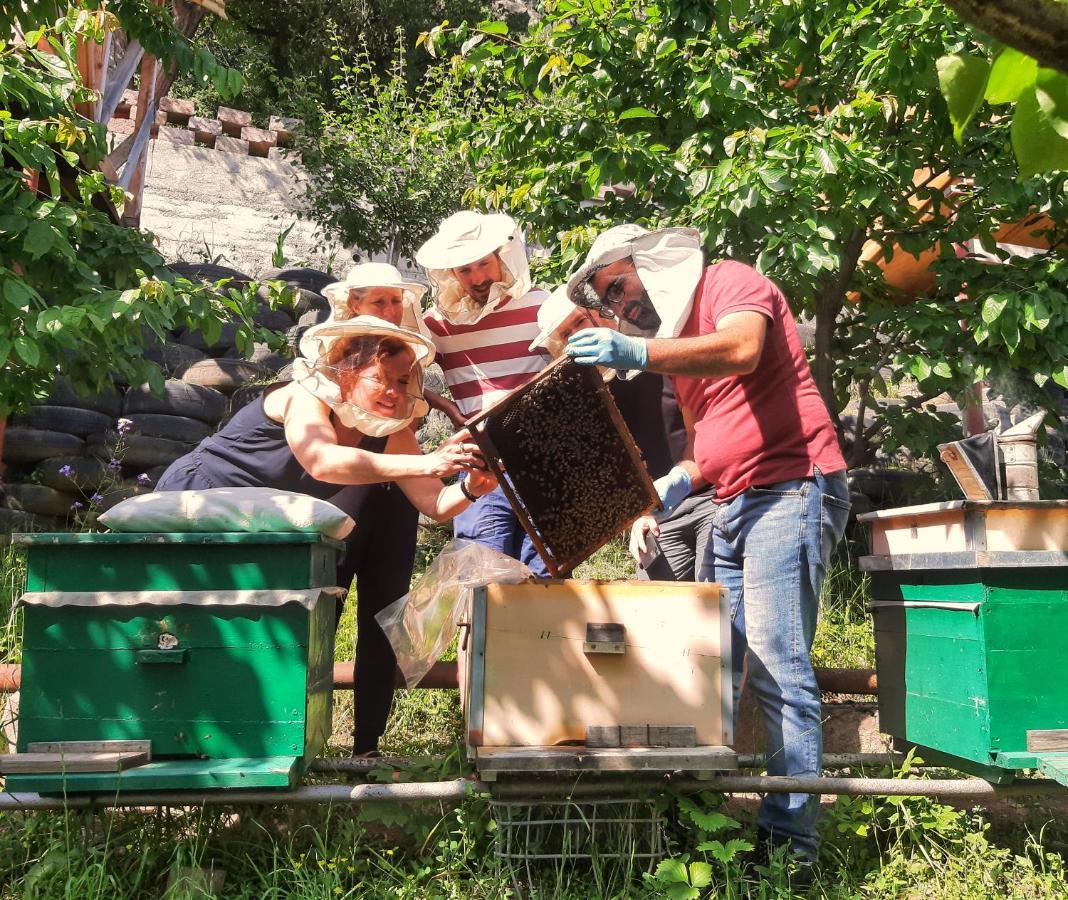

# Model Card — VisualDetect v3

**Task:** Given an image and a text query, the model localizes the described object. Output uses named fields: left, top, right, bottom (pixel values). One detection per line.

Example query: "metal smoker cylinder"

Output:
left=999, top=412, right=1045, bottom=501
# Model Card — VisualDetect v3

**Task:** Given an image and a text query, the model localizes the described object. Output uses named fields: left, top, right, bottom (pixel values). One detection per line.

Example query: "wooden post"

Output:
left=119, top=52, right=160, bottom=227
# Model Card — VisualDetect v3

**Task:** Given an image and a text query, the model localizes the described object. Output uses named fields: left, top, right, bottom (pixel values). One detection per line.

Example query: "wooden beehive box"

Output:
left=861, top=500, right=1068, bottom=567
left=859, top=502, right=1068, bottom=788
left=7, top=532, right=340, bottom=793
left=459, top=580, right=736, bottom=776
left=468, top=358, right=659, bottom=576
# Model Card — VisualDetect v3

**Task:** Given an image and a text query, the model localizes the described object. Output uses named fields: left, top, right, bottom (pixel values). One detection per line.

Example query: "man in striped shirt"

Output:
left=416, top=211, right=550, bottom=575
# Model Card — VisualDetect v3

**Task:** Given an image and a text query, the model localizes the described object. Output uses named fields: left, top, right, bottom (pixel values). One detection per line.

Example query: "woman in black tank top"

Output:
left=158, top=311, right=494, bottom=753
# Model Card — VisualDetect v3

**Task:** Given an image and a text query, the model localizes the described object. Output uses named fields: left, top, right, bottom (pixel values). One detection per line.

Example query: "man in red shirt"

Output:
left=565, top=224, right=850, bottom=866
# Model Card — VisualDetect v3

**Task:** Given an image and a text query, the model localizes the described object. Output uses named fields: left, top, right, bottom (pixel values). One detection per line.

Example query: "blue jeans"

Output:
left=699, top=468, right=850, bottom=860
left=452, top=485, right=550, bottom=578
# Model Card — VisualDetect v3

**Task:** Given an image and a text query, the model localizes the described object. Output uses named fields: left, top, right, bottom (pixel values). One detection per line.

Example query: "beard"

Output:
left=616, top=291, right=662, bottom=338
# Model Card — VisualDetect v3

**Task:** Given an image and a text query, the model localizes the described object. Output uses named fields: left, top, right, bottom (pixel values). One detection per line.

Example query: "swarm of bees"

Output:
left=484, top=360, right=657, bottom=573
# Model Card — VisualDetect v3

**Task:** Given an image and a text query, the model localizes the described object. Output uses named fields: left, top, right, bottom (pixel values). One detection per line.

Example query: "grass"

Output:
left=0, top=531, right=1065, bottom=898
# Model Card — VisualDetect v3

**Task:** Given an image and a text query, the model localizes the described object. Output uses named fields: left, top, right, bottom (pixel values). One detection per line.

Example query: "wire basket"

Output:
left=490, top=796, right=666, bottom=889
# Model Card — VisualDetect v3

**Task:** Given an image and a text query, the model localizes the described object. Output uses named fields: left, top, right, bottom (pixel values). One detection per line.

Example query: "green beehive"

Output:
left=860, top=501, right=1068, bottom=787
left=8, top=532, right=341, bottom=794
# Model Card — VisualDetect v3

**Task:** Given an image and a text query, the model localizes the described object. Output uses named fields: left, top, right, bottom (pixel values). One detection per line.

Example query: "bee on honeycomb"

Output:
left=484, top=360, right=657, bottom=572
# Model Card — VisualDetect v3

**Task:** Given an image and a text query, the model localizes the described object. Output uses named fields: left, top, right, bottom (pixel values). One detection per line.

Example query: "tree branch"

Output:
left=942, top=0, right=1068, bottom=76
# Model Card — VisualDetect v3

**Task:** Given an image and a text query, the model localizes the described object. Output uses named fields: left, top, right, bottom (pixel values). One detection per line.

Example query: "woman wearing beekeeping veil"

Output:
left=156, top=315, right=496, bottom=753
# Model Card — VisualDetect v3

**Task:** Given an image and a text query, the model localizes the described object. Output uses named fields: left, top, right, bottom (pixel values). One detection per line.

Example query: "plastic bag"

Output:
left=375, top=539, right=533, bottom=687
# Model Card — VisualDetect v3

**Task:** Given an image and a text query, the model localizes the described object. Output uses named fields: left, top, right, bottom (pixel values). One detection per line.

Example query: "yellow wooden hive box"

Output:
left=459, top=580, right=733, bottom=765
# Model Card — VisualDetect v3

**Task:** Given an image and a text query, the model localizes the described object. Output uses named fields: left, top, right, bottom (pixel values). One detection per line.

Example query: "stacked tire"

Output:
left=2, top=381, right=128, bottom=532
left=2, top=266, right=334, bottom=535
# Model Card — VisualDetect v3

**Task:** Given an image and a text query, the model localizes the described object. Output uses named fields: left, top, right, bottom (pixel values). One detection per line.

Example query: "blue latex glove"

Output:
left=654, top=466, right=692, bottom=516
left=565, top=328, right=648, bottom=371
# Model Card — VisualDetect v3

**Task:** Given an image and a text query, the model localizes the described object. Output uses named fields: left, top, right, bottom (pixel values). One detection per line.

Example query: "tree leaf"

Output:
left=981, top=293, right=1008, bottom=323
left=13, top=334, right=40, bottom=366
left=936, top=53, right=989, bottom=142
left=985, top=47, right=1037, bottom=104
left=23, top=220, right=55, bottom=258
left=1035, top=68, right=1068, bottom=141
left=1011, top=86, right=1068, bottom=178
left=816, top=146, right=838, bottom=174
left=3, top=278, right=34, bottom=309
left=656, top=38, right=677, bottom=58
left=619, top=107, right=657, bottom=121
left=479, top=21, right=508, bottom=35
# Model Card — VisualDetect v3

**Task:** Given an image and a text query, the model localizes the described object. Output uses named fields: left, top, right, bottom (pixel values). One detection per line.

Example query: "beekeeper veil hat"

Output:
left=293, top=315, right=435, bottom=437
left=320, top=262, right=433, bottom=339
left=415, top=211, right=532, bottom=325
left=565, top=224, right=705, bottom=340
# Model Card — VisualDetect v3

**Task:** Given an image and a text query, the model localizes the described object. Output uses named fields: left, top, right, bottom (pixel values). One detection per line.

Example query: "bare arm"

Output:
left=387, top=427, right=498, bottom=521
left=676, top=402, right=707, bottom=491
left=425, top=388, right=466, bottom=429
left=644, top=311, right=768, bottom=379
left=280, top=385, right=480, bottom=484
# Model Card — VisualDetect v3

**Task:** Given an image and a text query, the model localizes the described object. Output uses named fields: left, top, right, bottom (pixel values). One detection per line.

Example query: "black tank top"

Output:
left=156, top=386, right=387, bottom=499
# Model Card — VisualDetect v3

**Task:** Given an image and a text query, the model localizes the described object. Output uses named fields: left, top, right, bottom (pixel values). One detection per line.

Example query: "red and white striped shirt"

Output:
left=423, top=289, right=549, bottom=419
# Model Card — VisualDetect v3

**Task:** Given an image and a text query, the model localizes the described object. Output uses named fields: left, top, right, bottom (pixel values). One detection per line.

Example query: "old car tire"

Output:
left=125, top=413, right=213, bottom=444
left=34, top=456, right=110, bottom=492
left=47, top=379, right=123, bottom=417
left=3, top=483, right=79, bottom=518
left=180, top=358, right=272, bottom=393
left=87, top=434, right=193, bottom=469
left=123, top=380, right=228, bottom=424
left=10, top=405, right=113, bottom=438
left=3, top=428, right=85, bottom=464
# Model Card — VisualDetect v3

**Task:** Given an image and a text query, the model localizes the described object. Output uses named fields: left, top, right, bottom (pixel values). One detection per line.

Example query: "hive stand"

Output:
left=6, top=532, right=340, bottom=794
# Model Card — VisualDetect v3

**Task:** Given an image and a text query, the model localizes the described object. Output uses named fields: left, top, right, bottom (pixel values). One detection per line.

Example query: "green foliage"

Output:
left=2, top=1, right=242, bottom=102
left=297, top=34, right=470, bottom=266
left=437, top=0, right=1068, bottom=466
left=0, top=10, right=265, bottom=416
left=939, top=45, right=1068, bottom=176
left=169, top=0, right=494, bottom=121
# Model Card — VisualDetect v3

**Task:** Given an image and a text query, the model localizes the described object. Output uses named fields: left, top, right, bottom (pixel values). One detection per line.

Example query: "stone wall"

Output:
left=109, top=97, right=345, bottom=276
left=139, top=141, right=343, bottom=276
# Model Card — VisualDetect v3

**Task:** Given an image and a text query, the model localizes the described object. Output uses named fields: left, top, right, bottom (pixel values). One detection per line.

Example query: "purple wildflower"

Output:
left=108, top=458, right=122, bottom=472
left=137, top=473, right=152, bottom=487
left=90, top=493, right=104, bottom=504
left=70, top=501, right=84, bottom=511
left=58, top=464, right=73, bottom=478
left=116, top=418, right=133, bottom=435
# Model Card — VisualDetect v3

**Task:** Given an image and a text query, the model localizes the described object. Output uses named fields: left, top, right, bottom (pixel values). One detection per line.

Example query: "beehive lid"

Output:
left=858, top=499, right=1068, bottom=569
left=469, top=358, right=659, bottom=576
left=19, top=587, right=340, bottom=610
left=13, top=531, right=344, bottom=549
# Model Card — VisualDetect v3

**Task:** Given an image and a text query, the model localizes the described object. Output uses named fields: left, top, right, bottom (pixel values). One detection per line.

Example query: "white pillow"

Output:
left=98, top=487, right=355, bottom=539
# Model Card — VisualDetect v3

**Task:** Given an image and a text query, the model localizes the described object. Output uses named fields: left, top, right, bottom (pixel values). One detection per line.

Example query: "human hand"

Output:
left=628, top=516, right=660, bottom=563
left=654, top=466, right=692, bottom=517
left=465, top=467, right=498, bottom=497
left=424, top=440, right=482, bottom=478
left=565, top=328, right=648, bottom=371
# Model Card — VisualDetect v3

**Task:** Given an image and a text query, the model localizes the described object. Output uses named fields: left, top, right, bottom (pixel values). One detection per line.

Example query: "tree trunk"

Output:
left=813, top=229, right=867, bottom=441
left=943, top=0, right=1068, bottom=76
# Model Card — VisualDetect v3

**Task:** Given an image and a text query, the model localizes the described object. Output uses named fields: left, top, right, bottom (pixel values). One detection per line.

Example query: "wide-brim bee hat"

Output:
left=298, top=315, right=436, bottom=370
left=321, top=262, right=429, bottom=325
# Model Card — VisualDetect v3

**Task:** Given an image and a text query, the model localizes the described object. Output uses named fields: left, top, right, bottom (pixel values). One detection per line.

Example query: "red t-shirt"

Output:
left=672, top=261, right=846, bottom=502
